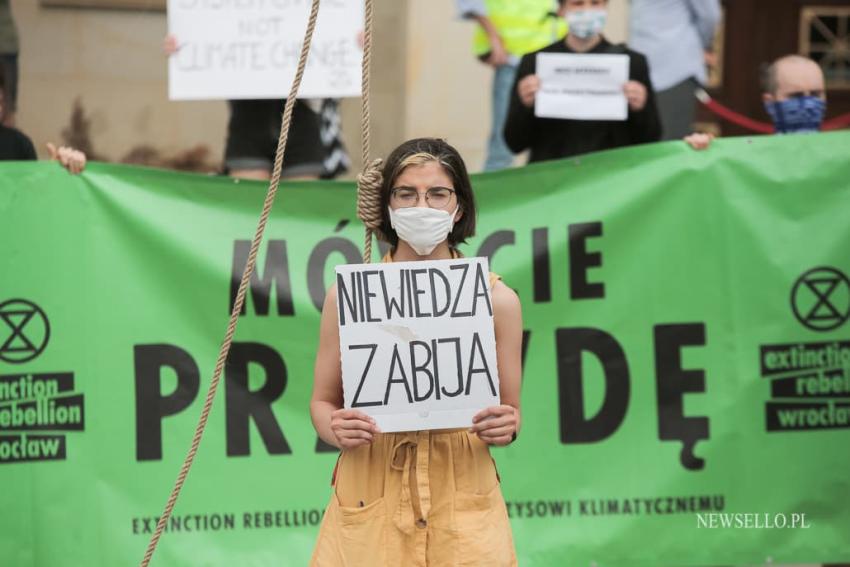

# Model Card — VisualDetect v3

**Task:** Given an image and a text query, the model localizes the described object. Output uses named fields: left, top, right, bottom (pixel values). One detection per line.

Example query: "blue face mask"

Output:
left=764, top=96, right=826, bottom=134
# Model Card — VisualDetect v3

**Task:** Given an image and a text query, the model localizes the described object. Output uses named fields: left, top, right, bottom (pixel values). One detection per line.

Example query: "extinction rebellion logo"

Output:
left=790, top=267, right=850, bottom=331
left=0, top=299, right=50, bottom=363
left=760, top=268, right=850, bottom=432
left=0, top=299, right=85, bottom=464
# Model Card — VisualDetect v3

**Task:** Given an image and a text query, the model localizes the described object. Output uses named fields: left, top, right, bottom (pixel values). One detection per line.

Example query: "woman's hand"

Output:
left=471, top=405, right=519, bottom=446
left=47, top=143, right=86, bottom=175
left=623, top=80, right=648, bottom=111
left=517, top=75, right=541, bottom=108
left=163, top=34, right=179, bottom=56
left=330, top=409, right=381, bottom=450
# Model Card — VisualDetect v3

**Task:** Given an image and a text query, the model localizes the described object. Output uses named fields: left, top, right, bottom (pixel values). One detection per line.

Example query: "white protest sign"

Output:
left=535, top=52, right=629, bottom=121
left=335, top=258, right=500, bottom=433
left=167, top=0, right=363, bottom=100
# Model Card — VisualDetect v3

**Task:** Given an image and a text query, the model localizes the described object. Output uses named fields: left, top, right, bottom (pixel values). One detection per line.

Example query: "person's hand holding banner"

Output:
left=46, top=143, right=87, bottom=175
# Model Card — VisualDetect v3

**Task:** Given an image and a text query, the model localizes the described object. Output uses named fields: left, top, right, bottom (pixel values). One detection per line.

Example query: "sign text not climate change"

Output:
left=167, top=0, right=363, bottom=100
left=335, top=258, right=499, bottom=432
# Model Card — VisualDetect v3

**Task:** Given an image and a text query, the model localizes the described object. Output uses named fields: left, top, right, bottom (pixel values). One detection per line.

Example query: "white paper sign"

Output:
left=335, top=258, right=500, bottom=433
left=535, top=52, right=629, bottom=121
left=167, top=0, right=363, bottom=100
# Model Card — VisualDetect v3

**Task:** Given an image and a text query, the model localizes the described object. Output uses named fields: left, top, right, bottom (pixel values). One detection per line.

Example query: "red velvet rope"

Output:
left=695, top=88, right=850, bottom=134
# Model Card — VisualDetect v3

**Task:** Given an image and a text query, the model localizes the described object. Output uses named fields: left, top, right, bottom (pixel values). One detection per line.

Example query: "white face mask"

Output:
left=388, top=205, right=459, bottom=256
left=567, top=9, right=607, bottom=39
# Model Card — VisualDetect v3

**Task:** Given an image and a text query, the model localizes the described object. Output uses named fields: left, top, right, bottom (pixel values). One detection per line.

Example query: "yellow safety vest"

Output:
left=472, top=0, right=567, bottom=57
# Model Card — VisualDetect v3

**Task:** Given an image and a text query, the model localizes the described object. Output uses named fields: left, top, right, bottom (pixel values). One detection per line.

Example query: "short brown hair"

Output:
left=378, top=138, right=477, bottom=249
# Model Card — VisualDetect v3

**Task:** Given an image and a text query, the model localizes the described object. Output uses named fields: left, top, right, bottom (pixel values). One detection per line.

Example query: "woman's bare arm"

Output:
left=471, top=280, right=523, bottom=445
left=310, top=284, right=379, bottom=449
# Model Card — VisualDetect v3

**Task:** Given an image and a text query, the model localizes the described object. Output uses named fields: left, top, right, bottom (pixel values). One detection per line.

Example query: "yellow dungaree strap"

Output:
left=390, top=432, right=432, bottom=533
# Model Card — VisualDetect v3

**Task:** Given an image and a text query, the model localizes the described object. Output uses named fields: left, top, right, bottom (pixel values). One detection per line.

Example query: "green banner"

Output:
left=1, top=133, right=849, bottom=566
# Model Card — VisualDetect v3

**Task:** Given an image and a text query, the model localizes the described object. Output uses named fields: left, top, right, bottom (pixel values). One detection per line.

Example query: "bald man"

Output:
left=686, top=54, right=827, bottom=149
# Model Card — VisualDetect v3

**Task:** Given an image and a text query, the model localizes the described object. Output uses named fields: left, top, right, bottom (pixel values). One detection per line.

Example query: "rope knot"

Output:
left=356, top=157, right=384, bottom=230
left=356, top=158, right=384, bottom=264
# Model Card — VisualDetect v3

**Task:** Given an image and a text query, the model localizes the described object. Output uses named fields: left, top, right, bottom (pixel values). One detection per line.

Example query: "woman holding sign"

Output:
left=310, top=138, right=523, bottom=566
left=504, top=0, right=662, bottom=162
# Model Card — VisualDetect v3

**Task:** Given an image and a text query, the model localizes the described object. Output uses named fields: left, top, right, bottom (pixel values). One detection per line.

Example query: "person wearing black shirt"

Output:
left=0, top=113, right=85, bottom=172
left=164, top=35, right=349, bottom=181
left=0, top=65, right=86, bottom=172
left=0, top=128, right=86, bottom=173
left=504, top=0, right=661, bottom=163
left=0, top=120, right=35, bottom=160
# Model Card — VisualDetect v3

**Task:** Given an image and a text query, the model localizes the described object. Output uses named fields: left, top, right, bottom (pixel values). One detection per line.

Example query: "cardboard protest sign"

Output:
left=167, top=0, right=363, bottom=100
left=535, top=52, right=629, bottom=120
left=335, top=257, right=500, bottom=432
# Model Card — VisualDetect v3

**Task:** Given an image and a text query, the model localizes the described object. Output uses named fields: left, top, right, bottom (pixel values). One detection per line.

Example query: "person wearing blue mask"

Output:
left=504, top=0, right=662, bottom=163
left=686, top=55, right=827, bottom=150
left=762, top=55, right=827, bottom=134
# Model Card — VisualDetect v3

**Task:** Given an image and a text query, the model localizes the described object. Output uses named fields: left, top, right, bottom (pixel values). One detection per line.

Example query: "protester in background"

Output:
left=0, top=0, right=19, bottom=127
left=221, top=97, right=325, bottom=180
left=0, top=97, right=33, bottom=161
left=317, top=98, right=351, bottom=179
left=504, top=0, right=661, bottom=163
left=0, top=126, right=87, bottom=173
left=0, top=67, right=86, bottom=172
left=164, top=35, right=350, bottom=181
left=456, top=0, right=567, bottom=171
left=629, top=0, right=721, bottom=140
left=685, top=55, right=827, bottom=150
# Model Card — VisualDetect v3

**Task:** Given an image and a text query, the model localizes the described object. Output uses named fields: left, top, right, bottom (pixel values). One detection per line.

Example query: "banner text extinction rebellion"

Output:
left=130, top=494, right=725, bottom=535
left=136, top=224, right=713, bottom=470
left=0, top=373, right=85, bottom=464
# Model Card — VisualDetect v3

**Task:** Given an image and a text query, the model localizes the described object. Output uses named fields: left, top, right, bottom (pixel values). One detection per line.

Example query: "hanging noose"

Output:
left=355, top=0, right=382, bottom=263
left=138, top=0, right=378, bottom=563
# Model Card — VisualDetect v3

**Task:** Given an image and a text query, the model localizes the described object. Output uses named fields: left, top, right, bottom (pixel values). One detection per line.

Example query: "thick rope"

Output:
left=695, top=88, right=773, bottom=134
left=138, top=1, right=322, bottom=565
left=356, top=0, right=382, bottom=263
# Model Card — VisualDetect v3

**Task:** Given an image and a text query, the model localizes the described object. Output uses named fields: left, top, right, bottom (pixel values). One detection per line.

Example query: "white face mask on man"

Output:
left=566, top=9, right=607, bottom=39
left=388, top=205, right=459, bottom=256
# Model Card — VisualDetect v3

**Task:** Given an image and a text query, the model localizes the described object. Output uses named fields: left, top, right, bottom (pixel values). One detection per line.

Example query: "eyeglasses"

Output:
left=390, top=186, right=456, bottom=209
